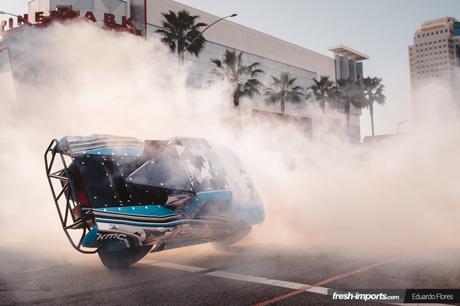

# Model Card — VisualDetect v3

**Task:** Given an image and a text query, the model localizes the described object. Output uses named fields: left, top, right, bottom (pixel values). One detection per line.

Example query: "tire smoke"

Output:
left=0, top=22, right=459, bottom=258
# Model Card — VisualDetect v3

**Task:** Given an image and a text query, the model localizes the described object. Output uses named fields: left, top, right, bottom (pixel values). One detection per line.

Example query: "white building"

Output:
left=13, top=0, right=369, bottom=141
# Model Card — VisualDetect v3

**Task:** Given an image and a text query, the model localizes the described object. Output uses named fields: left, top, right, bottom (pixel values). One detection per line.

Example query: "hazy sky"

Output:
left=2, top=0, right=460, bottom=136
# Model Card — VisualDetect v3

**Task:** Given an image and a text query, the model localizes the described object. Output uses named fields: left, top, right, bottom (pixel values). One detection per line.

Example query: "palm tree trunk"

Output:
left=370, top=102, right=375, bottom=136
left=346, top=112, right=350, bottom=136
left=345, top=103, right=351, bottom=138
left=281, top=97, right=285, bottom=114
left=233, top=93, right=242, bottom=129
left=233, top=93, right=240, bottom=107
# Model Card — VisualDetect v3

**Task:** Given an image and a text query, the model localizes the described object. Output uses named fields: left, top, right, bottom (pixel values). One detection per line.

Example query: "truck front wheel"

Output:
left=98, top=245, right=152, bottom=269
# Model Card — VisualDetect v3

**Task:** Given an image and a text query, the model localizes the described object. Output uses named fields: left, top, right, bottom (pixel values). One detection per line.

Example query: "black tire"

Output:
left=98, top=245, right=153, bottom=269
left=212, top=226, right=251, bottom=251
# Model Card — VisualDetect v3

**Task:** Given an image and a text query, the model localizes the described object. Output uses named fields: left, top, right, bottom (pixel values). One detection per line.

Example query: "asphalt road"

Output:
left=1, top=242, right=460, bottom=305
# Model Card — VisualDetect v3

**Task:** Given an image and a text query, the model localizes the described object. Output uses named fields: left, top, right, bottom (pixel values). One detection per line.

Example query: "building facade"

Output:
left=7, top=0, right=369, bottom=141
left=409, top=17, right=460, bottom=102
left=145, top=0, right=368, bottom=141
left=329, top=45, right=368, bottom=80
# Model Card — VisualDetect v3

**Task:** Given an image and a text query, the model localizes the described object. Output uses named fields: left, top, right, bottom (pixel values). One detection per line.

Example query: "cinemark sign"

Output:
left=0, top=7, right=141, bottom=35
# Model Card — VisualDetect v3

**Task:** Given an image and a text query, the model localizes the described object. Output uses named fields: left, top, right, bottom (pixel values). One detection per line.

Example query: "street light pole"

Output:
left=397, top=119, right=411, bottom=134
left=184, top=13, right=237, bottom=52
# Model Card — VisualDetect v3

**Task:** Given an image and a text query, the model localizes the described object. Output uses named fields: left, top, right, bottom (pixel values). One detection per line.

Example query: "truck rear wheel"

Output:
left=212, top=226, right=251, bottom=251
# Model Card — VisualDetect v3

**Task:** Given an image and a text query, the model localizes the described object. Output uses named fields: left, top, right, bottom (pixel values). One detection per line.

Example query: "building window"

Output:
left=56, top=5, right=73, bottom=10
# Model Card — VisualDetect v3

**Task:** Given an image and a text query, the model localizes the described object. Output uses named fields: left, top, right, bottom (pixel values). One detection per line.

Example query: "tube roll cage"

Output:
left=44, top=139, right=96, bottom=254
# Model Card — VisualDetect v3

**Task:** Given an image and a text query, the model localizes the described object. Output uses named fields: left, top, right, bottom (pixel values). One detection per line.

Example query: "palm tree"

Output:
left=156, top=10, right=207, bottom=63
left=309, top=76, right=335, bottom=113
left=211, top=50, right=264, bottom=108
left=335, top=78, right=366, bottom=135
left=264, top=72, right=304, bottom=114
left=362, top=77, right=386, bottom=136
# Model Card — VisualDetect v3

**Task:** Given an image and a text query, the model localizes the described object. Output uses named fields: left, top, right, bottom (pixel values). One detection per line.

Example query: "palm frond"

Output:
left=211, top=59, right=222, bottom=67
left=209, top=49, right=264, bottom=107
left=251, top=68, right=264, bottom=77
left=270, top=76, right=281, bottom=84
left=194, top=22, right=207, bottom=28
left=292, top=85, right=303, bottom=92
left=157, top=9, right=207, bottom=58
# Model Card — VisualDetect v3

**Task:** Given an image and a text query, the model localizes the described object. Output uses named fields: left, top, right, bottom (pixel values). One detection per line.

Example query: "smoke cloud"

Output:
left=0, top=21, right=459, bottom=259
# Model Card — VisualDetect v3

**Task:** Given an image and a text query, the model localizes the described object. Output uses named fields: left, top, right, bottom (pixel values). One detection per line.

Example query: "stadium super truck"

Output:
left=45, top=135, right=264, bottom=269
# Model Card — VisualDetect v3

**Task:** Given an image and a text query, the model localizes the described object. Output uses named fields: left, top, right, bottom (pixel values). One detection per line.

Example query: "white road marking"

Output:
left=141, top=259, right=317, bottom=290
left=206, top=270, right=306, bottom=290
left=140, top=259, right=454, bottom=305
left=143, top=259, right=207, bottom=273
left=305, top=286, right=329, bottom=295
left=17, top=266, right=50, bottom=274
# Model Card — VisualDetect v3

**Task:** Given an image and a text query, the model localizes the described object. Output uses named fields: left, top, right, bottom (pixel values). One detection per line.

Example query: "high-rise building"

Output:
left=409, top=17, right=460, bottom=98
